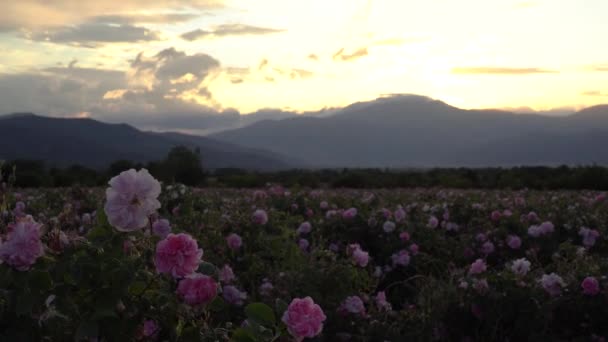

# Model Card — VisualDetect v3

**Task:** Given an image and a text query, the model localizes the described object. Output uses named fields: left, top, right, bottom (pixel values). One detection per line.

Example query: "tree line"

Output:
left=2, top=146, right=608, bottom=190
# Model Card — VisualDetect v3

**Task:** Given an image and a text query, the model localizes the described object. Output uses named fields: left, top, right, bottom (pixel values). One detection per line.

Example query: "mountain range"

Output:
left=0, top=113, right=292, bottom=170
left=2, top=95, right=608, bottom=169
left=209, top=95, right=608, bottom=168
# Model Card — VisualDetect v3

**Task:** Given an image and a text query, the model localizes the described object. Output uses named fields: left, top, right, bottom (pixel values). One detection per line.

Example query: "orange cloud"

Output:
left=452, top=67, right=557, bottom=75
left=332, top=47, right=368, bottom=62
left=0, top=0, right=223, bottom=31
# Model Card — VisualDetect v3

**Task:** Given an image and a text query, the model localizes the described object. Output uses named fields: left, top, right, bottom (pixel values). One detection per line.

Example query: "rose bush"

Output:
left=0, top=170, right=606, bottom=340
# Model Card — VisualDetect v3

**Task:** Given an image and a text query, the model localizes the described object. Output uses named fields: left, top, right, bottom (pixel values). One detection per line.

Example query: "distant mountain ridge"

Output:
left=0, top=114, right=294, bottom=170
left=209, top=95, right=608, bottom=167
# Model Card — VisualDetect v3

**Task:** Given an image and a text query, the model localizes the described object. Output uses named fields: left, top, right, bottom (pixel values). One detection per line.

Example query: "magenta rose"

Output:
left=177, top=273, right=218, bottom=306
left=282, top=297, right=326, bottom=341
left=155, top=233, right=203, bottom=278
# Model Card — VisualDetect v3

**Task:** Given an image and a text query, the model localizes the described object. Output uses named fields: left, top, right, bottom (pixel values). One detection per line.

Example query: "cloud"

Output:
left=451, top=67, right=558, bottom=75
left=91, top=13, right=202, bottom=25
left=0, top=0, right=223, bottom=31
left=590, top=65, right=608, bottom=72
left=181, top=24, right=285, bottom=40
left=23, top=23, right=161, bottom=46
left=582, top=90, right=607, bottom=97
left=0, top=67, right=125, bottom=117
left=332, top=47, right=368, bottom=62
left=0, top=47, right=232, bottom=133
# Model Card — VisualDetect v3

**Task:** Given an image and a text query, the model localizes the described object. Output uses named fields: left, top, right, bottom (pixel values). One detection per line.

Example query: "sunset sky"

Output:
left=0, top=0, right=607, bottom=130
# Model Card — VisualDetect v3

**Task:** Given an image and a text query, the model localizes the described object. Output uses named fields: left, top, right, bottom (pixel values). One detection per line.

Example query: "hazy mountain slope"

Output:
left=210, top=95, right=608, bottom=167
left=0, top=114, right=292, bottom=170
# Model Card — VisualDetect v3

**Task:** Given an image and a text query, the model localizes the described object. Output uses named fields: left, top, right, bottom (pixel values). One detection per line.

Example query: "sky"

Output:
left=0, top=0, right=607, bottom=131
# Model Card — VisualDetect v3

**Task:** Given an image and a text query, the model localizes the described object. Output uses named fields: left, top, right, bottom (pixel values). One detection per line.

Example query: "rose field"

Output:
left=0, top=169, right=607, bottom=341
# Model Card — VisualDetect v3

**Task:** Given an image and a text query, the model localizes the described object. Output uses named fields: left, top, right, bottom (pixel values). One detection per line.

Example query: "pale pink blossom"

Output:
left=259, top=280, right=274, bottom=296
left=152, top=219, right=171, bottom=238
left=352, top=247, right=369, bottom=267
left=298, top=238, right=309, bottom=252
left=481, top=241, right=495, bottom=255
left=469, top=259, right=487, bottom=275
left=297, top=222, right=312, bottom=235
left=427, top=216, right=439, bottom=229
left=0, top=219, right=44, bottom=271
left=155, top=233, right=203, bottom=278
left=219, top=264, right=235, bottom=283
left=383, top=221, right=396, bottom=233
left=394, top=207, right=406, bottom=222
left=391, top=250, right=410, bottom=267
left=540, top=273, right=566, bottom=296
left=409, top=243, right=419, bottom=255
left=510, top=258, right=531, bottom=276
left=282, top=297, right=326, bottom=341
left=340, top=296, right=366, bottom=316
left=579, top=227, right=600, bottom=248
left=506, top=235, right=522, bottom=249
left=222, top=285, right=247, bottom=306
left=104, top=169, right=161, bottom=232
left=375, top=291, right=392, bottom=311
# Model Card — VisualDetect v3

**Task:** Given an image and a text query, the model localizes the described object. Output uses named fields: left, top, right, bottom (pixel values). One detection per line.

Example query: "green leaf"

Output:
left=274, top=299, right=288, bottom=317
left=231, top=328, right=257, bottom=342
left=245, top=302, right=276, bottom=326
left=128, top=281, right=148, bottom=296
left=208, top=296, right=227, bottom=312
left=197, top=262, right=217, bottom=276
left=91, top=307, right=118, bottom=320
left=15, top=292, right=34, bottom=316
left=87, top=226, right=110, bottom=242
left=75, top=320, right=99, bottom=342
left=28, top=270, right=53, bottom=293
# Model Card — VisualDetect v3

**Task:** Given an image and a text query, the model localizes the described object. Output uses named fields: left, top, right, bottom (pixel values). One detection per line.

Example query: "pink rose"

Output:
left=298, top=238, right=309, bottom=252
left=491, top=210, right=502, bottom=222
left=375, top=291, right=392, bottom=311
left=394, top=207, right=406, bottom=222
left=391, top=250, right=410, bottom=267
left=427, top=216, right=439, bottom=229
left=581, top=276, right=600, bottom=296
left=226, top=233, right=243, bottom=251
left=506, top=235, right=521, bottom=249
left=342, top=208, right=357, bottom=220
left=469, top=259, right=487, bottom=275
left=222, top=285, right=247, bottom=306
left=142, top=320, right=159, bottom=339
left=339, top=296, right=366, bottom=316
left=540, top=273, right=566, bottom=297
left=104, top=169, right=161, bottom=232
left=252, top=209, right=268, bottom=225
left=409, top=243, right=419, bottom=255
left=219, top=264, right=235, bottom=283
left=177, top=273, right=218, bottom=306
left=352, top=247, right=369, bottom=267
left=282, top=297, right=326, bottom=341
left=152, top=219, right=171, bottom=238
left=0, top=218, right=44, bottom=271
left=297, top=222, right=312, bottom=235
left=155, top=233, right=203, bottom=278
